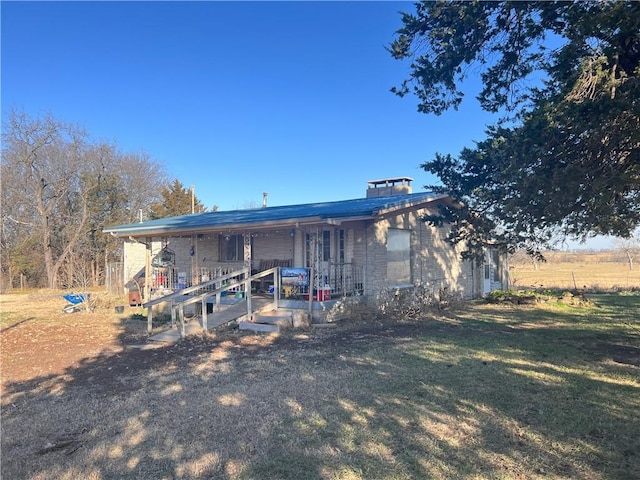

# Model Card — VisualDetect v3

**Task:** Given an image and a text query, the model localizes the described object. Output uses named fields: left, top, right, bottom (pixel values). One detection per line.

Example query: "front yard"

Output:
left=1, top=292, right=638, bottom=479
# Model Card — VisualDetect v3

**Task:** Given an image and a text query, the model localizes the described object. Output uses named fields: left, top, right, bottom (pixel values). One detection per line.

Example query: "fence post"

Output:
left=179, top=304, right=185, bottom=338
left=147, top=306, right=153, bottom=333
left=274, top=267, right=280, bottom=309
left=202, top=298, right=208, bottom=332
left=246, top=273, right=252, bottom=319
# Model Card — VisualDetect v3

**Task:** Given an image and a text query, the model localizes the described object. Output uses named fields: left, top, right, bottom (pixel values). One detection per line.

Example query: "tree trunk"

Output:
left=42, top=215, right=57, bottom=289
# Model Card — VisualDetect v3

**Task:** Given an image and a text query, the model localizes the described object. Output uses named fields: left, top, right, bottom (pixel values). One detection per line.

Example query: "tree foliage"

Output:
left=148, top=179, right=206, bottom=219
left=390, top=1, right=640, bottom=258
left=1, top=110, right=168, bottom=289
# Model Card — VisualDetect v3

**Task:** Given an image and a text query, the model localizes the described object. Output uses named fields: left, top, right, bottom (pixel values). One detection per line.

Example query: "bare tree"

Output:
left=614, top=233, right=640, bottom=270
left=1, top=110, right=169, bottom=289
left=112, top=150, right=169, bottom=224
left=2, top=112, right=104, bottom=287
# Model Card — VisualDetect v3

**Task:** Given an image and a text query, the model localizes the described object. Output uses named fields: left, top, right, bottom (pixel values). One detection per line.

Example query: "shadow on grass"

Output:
left=1, top=295, right=639, bottom=479
left=245, top=300, right=639, bottom=479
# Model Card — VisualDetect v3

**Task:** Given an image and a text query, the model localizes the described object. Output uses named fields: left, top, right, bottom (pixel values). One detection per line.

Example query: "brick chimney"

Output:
left=366, top=177, right=413, bottom=198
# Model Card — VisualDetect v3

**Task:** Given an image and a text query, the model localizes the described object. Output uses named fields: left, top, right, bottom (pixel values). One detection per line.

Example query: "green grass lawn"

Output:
left=2, top=293, right=639, bottom=479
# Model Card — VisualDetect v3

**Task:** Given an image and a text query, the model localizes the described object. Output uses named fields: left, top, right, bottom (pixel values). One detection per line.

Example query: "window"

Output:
left=387, top=228, right=411, bottom=284
left=322, top=231, right=331, bottom=261
left=338, top=229, right=345, bottom=263
left=219, top=234, right=243, bottom=261
left=491, top=249, right=501, bottom=282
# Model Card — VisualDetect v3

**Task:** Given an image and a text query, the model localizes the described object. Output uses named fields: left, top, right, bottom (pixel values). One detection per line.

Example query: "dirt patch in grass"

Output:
left=0, top=293, right=281, bottom=396
left=2, top=295, right=120, bottom=385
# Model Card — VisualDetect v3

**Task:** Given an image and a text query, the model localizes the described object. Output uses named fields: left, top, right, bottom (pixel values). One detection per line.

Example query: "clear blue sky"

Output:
left=1, top=1, right=613, bottom=249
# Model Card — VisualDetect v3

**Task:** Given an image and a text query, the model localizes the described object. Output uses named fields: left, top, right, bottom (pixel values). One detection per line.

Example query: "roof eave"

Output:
left=374, top=193, right=450, bottom=216
left=106, top=214, right=377, bottom=238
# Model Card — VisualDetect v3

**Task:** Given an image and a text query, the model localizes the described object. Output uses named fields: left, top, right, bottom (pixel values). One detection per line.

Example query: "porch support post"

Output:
left=311, top=229, right=319, bottom=298
left=145, top=237, right=153, bottom=333
left=308, top=266, right=314, bottom=319
left=243, top=231, right=251, bottom=270
left=244, top=232, right=252, bottom=318
left=191, top=234, right=198, bottom=286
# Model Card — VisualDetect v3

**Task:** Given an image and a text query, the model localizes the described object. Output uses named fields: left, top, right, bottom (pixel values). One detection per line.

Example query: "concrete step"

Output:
left=311, top=322, right=338, bottom=329
left=254, top=313, right=292, bottom=328
left=238, top=321, right=280, bottom=333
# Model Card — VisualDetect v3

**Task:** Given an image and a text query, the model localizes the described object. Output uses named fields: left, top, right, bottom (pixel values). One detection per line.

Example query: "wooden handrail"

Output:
left=145, top=266, right=282, bottom=334
left=143, top=268, right=250, bottom=308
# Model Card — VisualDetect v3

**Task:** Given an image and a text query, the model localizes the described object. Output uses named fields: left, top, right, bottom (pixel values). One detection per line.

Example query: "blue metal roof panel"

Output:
left=104, top=191, right=444, bottom=236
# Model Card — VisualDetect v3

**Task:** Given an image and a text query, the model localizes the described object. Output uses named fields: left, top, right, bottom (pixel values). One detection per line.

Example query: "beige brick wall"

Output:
left=123, top=238, right=165, bottom=287
left=124, top=240, right=146, bottom=284
left=361, top=208, right=480, bottom=299
left=251, top=231, right=295, bottom=269
left=195, top=234, right=219, bottom=270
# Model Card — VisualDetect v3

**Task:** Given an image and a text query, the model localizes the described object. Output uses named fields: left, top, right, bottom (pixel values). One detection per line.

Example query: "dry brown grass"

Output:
left=510, top=251, right=640, bottom=291
left=1, top=291, right=639, bottom=479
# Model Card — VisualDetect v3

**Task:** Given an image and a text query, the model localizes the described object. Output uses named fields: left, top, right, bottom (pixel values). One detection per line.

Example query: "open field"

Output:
left=1, top=292, right=639, bottom=479
left=510, top=251, right=640, bottom=291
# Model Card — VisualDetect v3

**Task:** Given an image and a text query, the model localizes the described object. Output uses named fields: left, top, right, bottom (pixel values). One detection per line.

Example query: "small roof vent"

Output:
left=366, top=177, right=413, bottom=198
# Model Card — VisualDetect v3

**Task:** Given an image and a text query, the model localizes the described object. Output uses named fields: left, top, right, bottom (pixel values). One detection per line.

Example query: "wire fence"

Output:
left=105, top=262, right=124, bottom=295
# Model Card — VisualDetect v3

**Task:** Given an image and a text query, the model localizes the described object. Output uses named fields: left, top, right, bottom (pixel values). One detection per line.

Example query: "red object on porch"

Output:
left=303, top=288, right=331, bottom=301
left=317, top=288, right=331, bottom=301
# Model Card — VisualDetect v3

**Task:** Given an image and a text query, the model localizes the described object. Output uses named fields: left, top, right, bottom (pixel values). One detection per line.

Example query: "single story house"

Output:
left=104, top=177, right=507, bottom=320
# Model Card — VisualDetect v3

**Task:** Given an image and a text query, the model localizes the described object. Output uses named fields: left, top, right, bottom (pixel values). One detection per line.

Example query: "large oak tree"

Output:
left=390, top=1, right=640, bottom=258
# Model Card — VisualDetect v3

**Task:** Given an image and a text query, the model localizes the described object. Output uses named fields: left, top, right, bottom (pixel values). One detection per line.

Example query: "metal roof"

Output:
left=104, top=191, right=448, bottom=237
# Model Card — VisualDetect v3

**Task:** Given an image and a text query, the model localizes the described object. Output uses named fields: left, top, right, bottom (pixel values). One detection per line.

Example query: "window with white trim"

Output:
left=387, top=228, right=411, bottom=285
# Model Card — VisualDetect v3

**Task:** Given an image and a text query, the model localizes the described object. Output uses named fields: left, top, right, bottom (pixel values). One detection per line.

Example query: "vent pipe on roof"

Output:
left=263, top=192, right=268, bottom=208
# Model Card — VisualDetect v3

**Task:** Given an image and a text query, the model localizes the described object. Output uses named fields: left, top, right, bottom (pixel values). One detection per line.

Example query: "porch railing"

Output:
left=150, top=264, right=243, bottom=292
left=143, top=266, right=283, bottom=335
left=326, top=263, right=364, bottom=297
left=149, top=262, right=364, bottom=299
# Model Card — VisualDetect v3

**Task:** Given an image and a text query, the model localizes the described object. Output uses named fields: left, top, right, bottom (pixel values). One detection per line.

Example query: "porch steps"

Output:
left=238, top=322, right=279, bottom=333
left=238, top=310, right=293, bottom=333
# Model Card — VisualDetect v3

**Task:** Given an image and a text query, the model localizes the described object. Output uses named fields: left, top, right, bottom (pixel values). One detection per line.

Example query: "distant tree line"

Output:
left=1, top=110, right=207, bottom=290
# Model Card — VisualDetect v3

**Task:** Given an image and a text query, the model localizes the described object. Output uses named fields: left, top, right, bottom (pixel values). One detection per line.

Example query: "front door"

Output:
left=305, top=229, right=332, bottom=291
left=483, top=249, right=501, bottom=294
left=483, top=262, right=492, bottom=294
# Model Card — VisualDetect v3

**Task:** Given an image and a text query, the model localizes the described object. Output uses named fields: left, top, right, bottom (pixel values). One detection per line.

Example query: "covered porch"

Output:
left=129, top=222, right=367, bottom=306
